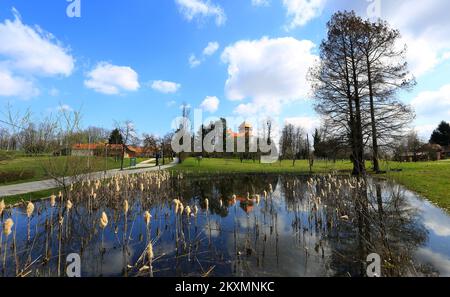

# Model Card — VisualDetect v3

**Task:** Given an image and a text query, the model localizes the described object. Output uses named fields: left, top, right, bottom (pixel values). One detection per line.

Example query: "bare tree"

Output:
left=280, top=123, right=305, bottom=166
left=310, top=11, right=415, bottom=175
left=358, top=18, right=416, bottom=172
left=115, top=120, right=138, bottom=170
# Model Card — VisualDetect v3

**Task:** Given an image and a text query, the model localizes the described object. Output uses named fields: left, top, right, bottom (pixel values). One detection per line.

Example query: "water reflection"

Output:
left=1, top=173, right=449, bottom=277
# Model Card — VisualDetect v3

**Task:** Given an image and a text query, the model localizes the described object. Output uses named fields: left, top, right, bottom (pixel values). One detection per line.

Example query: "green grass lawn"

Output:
left=173, top=157, right=354, bottom=175
left=173, top=157, right=450, bottom=212
left=379, top=160, right=450, bottom=212
left=0, top=156, right=136, bottom=186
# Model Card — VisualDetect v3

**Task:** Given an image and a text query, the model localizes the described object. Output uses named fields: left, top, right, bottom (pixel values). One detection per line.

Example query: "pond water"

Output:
left=1, top=172, right=450, bottom=277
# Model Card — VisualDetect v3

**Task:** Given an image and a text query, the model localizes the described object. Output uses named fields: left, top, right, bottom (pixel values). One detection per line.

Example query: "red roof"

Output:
left=72, top=143, right=123, bottom=150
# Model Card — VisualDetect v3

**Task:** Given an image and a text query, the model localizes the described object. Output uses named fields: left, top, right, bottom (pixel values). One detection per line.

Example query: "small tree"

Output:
left=430, top=121, right=450, bottom=147
left=109, top=128, right=124, bottom=145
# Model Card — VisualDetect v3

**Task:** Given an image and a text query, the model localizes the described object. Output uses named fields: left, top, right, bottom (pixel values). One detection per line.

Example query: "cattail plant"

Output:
left=99, top=212, right=108, bottom=251
left=144, top=211, right=152, bottom=226
left=50, top=194, right=56, bottom=207
left=26, top=202, right=34, bottom=241
left=205, top=198, right=209, bottom=213
left=0, top=199, right=5, bottom=218
left=2, top=218, right=13, bottom=269
left=146, top=241, right=154, bottom=277
left=66, top=200, right=73, bottom=238
left=123, top=200, right=129, bottom=245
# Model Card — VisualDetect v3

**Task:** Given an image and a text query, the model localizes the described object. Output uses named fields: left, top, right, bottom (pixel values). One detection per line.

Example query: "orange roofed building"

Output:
left=226, top=121, right=253, bottom=138
left=71, top=143, right=152, bottom=158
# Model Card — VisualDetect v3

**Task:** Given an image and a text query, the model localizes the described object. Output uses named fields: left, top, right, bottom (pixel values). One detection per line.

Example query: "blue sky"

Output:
left=0, top=0, right=449, bottom=139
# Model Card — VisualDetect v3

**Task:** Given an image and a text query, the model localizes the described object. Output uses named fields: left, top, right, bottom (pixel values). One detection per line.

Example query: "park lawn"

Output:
left=172, top=157, right=354, bottom=175
left=0, top=156, right=127, bottom=186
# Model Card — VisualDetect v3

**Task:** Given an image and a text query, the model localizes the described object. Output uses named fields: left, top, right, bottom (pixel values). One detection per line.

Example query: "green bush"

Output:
left=0, top=170, right=35, bottom=183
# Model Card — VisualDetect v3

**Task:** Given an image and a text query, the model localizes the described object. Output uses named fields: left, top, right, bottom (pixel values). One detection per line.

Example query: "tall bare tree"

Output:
left=358, top=18, right=415, bottom=172
left=311, top=11, right=415, bottom=175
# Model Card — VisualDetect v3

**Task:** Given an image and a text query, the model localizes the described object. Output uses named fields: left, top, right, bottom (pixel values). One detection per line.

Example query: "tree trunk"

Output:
left=120, top=144, right=125, bottom=170
left=366, top=55, right=380, bottom=173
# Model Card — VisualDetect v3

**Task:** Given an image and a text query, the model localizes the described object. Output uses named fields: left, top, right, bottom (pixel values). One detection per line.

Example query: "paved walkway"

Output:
left=0, top=159, right=177, bottom=197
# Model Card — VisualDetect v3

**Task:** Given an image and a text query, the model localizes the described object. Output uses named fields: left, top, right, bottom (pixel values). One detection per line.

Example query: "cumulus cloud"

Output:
left=84, top=62, right=140, bottom=95
left=282, top=0, right=326, bottom=30
left=411, top=84, right=450, bottom=120
left=0, top=68, right=39, bottom=98
left=285, top=116, right=320, bottom=135
left=200, top=96, right=220, bottom=113
left=203, top=41, right=220, bottom=56
left=0, top=9, right=74, bottom=98
left=0, top=9, right=74, bottom=77
left=189, top=54, right=201, bottom=68
left=189, top=41, right=220, bottom=68
left=175, top=0, right=226, bottom=26
left=333, top=0, right=450, bottom=77
left=151, top=80, right=181, bottom=94
left=411, top=84, right=450, bottom=139
left=221, top=37, right=318, bottom=116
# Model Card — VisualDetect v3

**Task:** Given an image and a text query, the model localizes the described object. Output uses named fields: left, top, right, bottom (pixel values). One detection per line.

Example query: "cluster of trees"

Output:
left=311, top=11, right=415, bottom=175
left=279, top=124, right=310, bottom=166
left=393, top=121, right=450, bottom=162
left=142, top=133, right=174, bottom=166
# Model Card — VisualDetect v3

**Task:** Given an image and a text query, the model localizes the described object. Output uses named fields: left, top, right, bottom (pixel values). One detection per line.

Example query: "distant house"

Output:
left=442, top=145, right=450, bottom=159
left=71, top=143, right=152, bottom=158
left=399, top=143, right=448, bottom=162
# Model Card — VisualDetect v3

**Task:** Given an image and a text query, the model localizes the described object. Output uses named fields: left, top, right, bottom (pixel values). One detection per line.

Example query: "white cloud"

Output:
left=0, top=68, right=39, bottom=98
left=221, top=37, right=318, bottom=116
left=414, top=125, right=437, bottom=141
left=189, top=42, right=220, bottom=68
left=416, top=248, right=450, bottom=277
left=151, top=80, right=181, bottom=94
left=334, top=0, right=450, bottom=77
left=200, top=96, right=220, bottom=113
left=411, top=84, right=450, bottom=139
left=285, top=116, right=320, bottom=135
left=175, top=0, right=226, bottom=26
left=189, top=54, right=201, bottom=68
left=282, top=0, right=326, bottom=30
left=0, top=9, right=74, bottom=99
left=0, top=10, right=74, bottom=77
left=411, top=84, right=450, bottom=120
left=203, top=41, right=220, bottom=56
left=84, top=62, right=140, bottom=95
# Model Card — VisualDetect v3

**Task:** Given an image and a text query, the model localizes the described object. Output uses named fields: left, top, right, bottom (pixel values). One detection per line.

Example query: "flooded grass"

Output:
left=0, top=171, right=449, bottom=277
